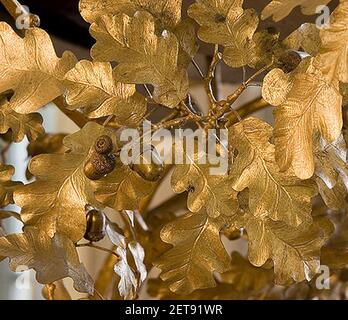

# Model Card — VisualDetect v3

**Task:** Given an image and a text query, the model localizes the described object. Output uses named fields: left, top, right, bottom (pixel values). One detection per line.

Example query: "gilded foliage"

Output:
left=229, top=118, right=317, bottom=226
left=0, top=227, right=94, bottom=294
left=64, top=60, right=146, bottom=126
left=171, top=152, right=238, bottom=218
left=155, top=211, right=231, bottom=294
left=0, top=164, right=21, bottom=209
left=0, top=22, right=77, bottom=113
left=90, top=11, right=189, bottom=107
left=0, top=0, right=348, bottom=301
left=239, top=212, right=332, bottom=284
left=262, top=60, right=342, bottom=179
left=314, top=135, right=348, bottom=210
left=262, top=0, right=333, bottom=22
left=14, top=122, right=111, bottom=242
left=94, top=159, right=156, bottom=211
left=0, top=95, right=44, bottom=142
left=188, top=0, right=259, bottom=67
left=314, top=0, right=348, bottom=83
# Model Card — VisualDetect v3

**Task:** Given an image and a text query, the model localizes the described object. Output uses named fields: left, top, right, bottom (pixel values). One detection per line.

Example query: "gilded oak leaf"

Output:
left=64, top=60, right=146, bottom=127
left=262, top=0, right=333, bottom=22
left=285, top=23, right=321, bottom=56
left=79, top=0, right=182, bottom=29
left=240, top=212, right=332, bottom=284
left=0, top=227, right=94, bottom=294
left=220, top=251, right=274, bottom=295
left=0, top=22, right=77, bottom=113
left=171, top=152, right=237, bottom=218
left=26, top=133, right=67, bottom=180
left=314, top=0, right=348, bottom=83
left=262, top=60, right=343, bottom=179
left=14, top=122, right=112, bottom=242
left=80, top=0, right=197, bottom=69
left=155, top=211, right=231, bottom=294
left=94, top=158, right=156, bottom=211
left=315, top=135, right=348, bottom=210
left=188, top=0, right=258, bottom=67
left=90, top=11, right=188, bottom=107
left=322, top=214, right=348, bottom=269
left=147, top=278, right=246, bottom=300
left=229, top=118, right=317, bottom=227
left=0, top=164, right=21, bottom=209
left=150, top=252, right=273, bottom=299
left=0, top=95, right=44, bottom=142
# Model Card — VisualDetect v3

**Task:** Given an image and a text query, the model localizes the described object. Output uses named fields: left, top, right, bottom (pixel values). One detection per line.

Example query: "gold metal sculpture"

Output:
left=0, top=0, right=348, bottom=300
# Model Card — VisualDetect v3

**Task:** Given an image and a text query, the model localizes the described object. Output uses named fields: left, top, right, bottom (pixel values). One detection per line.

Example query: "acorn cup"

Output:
left=277, top=50, right=304, bottom=73
left=94, top=135, right=113, bottom=155
left=84, top=209, right=107, bottom=242
left=130, top=146, right=165, bottom=182
left=84, top=152, right=116, bottom=180
left=84, top=135, right=116, bottom=180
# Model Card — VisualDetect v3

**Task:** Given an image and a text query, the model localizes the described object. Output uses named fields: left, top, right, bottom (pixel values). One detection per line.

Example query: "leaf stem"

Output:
left=205, top=45, right=222, bottom=108
left=207, top=63, right=272, bottom=128
left=222, top=97, right=270, bottom=127
left=191, top=59, right=205, bottom=79
left=76, top=242, right=119, bottom=258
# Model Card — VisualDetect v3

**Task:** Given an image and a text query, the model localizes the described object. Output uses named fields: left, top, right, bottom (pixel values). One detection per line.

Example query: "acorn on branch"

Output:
left=84, top=153, right=116, bottom=180
left=84, top=209, right=107, bottom=242
left=94, top=135, right=113, bottom=155
left=130, top=146, right=164, bottom=182
left=84, top=135, right=116, bottom=180
left=277, top=50, right=305, bottom=73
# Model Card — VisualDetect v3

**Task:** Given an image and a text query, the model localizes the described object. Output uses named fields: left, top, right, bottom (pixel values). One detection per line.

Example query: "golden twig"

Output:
left=205, top=45, right=222, bottom=108
left=1, top=0, right=40, bottom=27
left=223, top=97, right=270, bottom=127
left=207, top=63, right=272, bottom=128
left=76, top=242, right=119, bottom=258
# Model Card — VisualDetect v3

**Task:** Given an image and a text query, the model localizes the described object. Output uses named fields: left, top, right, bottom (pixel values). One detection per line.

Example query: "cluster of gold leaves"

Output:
left=0, top=0, right=348, bottom=301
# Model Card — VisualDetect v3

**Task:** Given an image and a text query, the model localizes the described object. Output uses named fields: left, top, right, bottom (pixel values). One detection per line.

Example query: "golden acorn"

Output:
left=84, top=209, right=106, bottom=242
left=84, top=152, right=116, bottom=180
left=130, top=147, right=164, bottom=182
left=131, top=162, right=164, bottom=182
left=94, top=135, right=113, bottom=155
left=278, top=50, right=303, bottom=73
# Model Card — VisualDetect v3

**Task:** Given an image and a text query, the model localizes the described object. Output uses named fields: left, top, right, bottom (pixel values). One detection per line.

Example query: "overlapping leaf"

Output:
left=0, top=227, right=94, bottom=294
left=262, top=60, right=343, bottom=179
left=94, top=159, right=155, bottom=211
left=220, top=252, right=274, bottom=295
left=90, top=11, right=188, bottom=107
left=155, top=211, right=231, bottom=294
left=229, top=118, right=317, bottom=226
left=0, top=22, right=77, bottom=114
left=64, top=60, right=146, bottom=126
left=80, top=0, right=197, bottom=69
left=171, top=151, right=237, bottom=218
left=0, top=164, right=21, bottom=209
left=150, top=251, right=273, bottom=299
left=315, top=135, right=348, bottom=209
left=240, top=212, right=332, bottom=284
left=79, top=0, right=182, bottom=29
left=14, top=122, right=111, bottom=242
left=314, top=0, right=348, bottom=83
left=188, top=0, right=258, bottom=67
left=0, top=95, right=44, bottom=142
left=285, top=23, right=321, bottom=56
left=262, top=0, right=333, bottom=22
